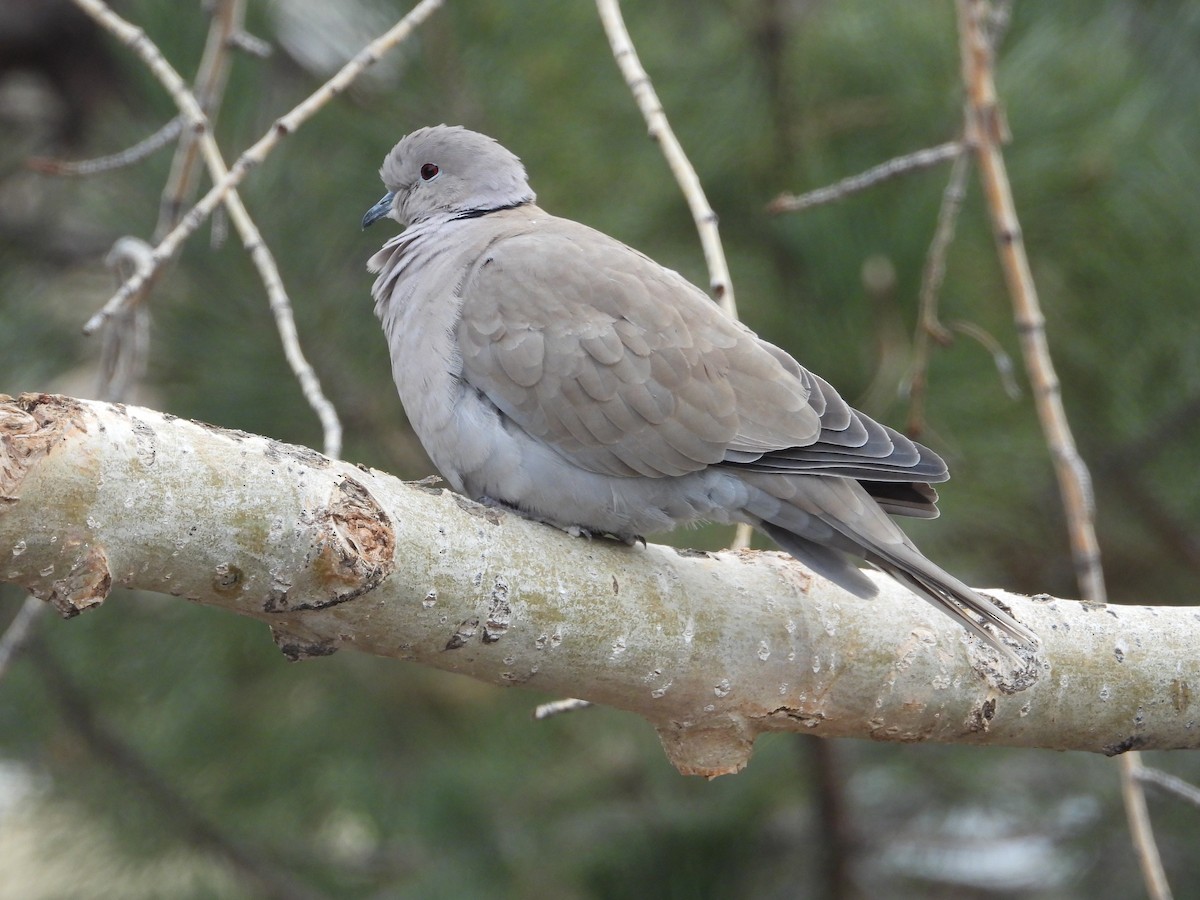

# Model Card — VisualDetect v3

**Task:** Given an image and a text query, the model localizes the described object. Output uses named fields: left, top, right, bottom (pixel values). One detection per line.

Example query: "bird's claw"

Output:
left=477, top=496, right=643, bottom=548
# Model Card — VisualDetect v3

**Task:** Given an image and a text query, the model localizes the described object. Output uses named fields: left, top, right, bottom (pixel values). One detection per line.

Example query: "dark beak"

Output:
left=362, top=191, right=396, bottom=229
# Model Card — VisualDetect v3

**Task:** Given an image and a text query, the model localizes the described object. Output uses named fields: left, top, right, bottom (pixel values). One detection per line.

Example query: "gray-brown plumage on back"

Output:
left=363, top=125, right=1037, bottom=659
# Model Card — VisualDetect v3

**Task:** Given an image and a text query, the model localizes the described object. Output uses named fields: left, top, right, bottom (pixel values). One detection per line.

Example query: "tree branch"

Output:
left=596, top=0, right=737, bottom=318
left=956, top=0, right=1105, bottom=606
left=767, top=141, right=964, bottom=214
left=73, top=0, right=344, bottom=457
left=3, top=394, right=1198, bottom=777
left=595, top=0, right=753, bottom=552
left=954, top=1, right=1170, bottom=890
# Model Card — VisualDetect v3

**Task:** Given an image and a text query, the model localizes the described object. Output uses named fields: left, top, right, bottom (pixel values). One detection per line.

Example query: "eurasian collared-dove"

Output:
left=363, top=125, right=1037, bottom=657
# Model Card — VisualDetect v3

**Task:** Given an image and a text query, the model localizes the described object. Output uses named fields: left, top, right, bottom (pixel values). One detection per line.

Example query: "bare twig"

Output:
left=947, top=320, right=1020, bottom=400
left=154, top=0, right=243, bottom=239
left=956, top=0, right=1104, bottom=606
left=106, top=0, right=239, bottom=401
left=595, top=0, right=738, bottom=318
left=227, top=29, right=273, bottom=59
left=0, top=593, right=46, bottom=682
left=905, top=146, right=970, bottom=436
left=532, top=698, right=594, bottom=720
left=73, top=0, right=451, bottom=457
left=1120, top=752, right=1175, bottom=900
left=160, top=6, right=231, bottom=224
left=1136, top=766, right=1200, bottom=812
left=76, top=0, right=343, bottom=457
left=596, top=0, right=753, bottom=552
left=98, top=237, right=155, bottom=399
left=84, top=237, right=155, bottom=335
left=767, top=141, right=963, bottom=215
left=955, top=1, right=1165, bottom=895
left=82, top=0, right=444, bottom=330
left=26, top=116, right=185, bottom=176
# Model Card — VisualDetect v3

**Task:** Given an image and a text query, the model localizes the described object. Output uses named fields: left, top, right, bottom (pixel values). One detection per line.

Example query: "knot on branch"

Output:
left=266, top=474, right=395, bottom=613
left=0, top=394, right=86, bottom=502
left=655, top=719, right=756, bottom=778
left=29, top=530, right=113, bottom=618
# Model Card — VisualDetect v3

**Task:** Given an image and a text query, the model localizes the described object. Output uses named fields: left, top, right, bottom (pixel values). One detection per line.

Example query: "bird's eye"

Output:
left=420, top=163, right=439, bottom=181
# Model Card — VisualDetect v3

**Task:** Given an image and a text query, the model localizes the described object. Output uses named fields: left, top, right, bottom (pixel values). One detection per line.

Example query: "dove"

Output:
left=363, top=125, right=1037, bottom=659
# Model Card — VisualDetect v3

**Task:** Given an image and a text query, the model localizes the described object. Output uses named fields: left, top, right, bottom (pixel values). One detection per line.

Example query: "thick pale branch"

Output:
left=2, top=395, right=1197, bottom=776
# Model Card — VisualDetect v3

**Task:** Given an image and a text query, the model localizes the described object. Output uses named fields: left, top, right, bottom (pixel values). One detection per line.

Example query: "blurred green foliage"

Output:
left=2, top=0, right=1199, bottom=896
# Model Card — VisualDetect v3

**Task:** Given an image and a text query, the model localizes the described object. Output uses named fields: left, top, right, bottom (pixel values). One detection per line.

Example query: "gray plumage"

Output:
left=364, top=125, right=1037, bottom=657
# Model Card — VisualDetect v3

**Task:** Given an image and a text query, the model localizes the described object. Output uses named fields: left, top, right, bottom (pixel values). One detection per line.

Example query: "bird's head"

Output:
left=362, top=125, right=536, bottom=229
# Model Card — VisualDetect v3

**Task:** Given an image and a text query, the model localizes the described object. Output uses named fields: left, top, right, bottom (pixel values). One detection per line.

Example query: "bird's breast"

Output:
left=372, top=219, right=533, bottom=496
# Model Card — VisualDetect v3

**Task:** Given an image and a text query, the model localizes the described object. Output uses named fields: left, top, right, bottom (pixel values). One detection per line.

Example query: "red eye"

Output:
left=420, top=163, right=439, bottom=181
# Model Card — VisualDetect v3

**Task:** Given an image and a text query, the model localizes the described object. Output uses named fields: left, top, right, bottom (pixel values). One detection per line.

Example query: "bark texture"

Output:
left=2, top=394, right=1197, bottom=776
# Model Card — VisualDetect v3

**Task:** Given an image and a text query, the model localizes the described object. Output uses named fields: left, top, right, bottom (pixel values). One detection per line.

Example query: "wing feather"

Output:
left=455, top=213, right=943, bottom=499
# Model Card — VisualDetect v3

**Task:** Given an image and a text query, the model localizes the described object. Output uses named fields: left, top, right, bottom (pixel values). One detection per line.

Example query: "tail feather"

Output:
left=744, top=474, right=1038, bottom=661
left=871, top=549, right=1038, bottom=661
left=760, top=522, right=878, bottom=599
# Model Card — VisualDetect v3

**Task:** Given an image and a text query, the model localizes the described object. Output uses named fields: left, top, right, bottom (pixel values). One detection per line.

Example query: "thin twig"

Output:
left=956, top=2, right=1166, bottom=896
left=106, top=1, right=229, bottom=400
left=77, top=0, right=342, bottom=456
left=1120, top=752, right=1175, bottom=900
left=30, top=112, right=184, bottom=403
left=76, top=0, right=444, bottom=453
left=99, top=237, right=155, bottom=399
left=905, top=146, right=971, bottom=436
left=532, top=698, right=594, bottom=720
left=0, top=593, right=46, bottom=682
left=595, top=0, right=752, bottom=552
left=903, top=0, right=1012, bottom=437
left=81, top=0, right=445, bottom=330
left=154, top=0, right=243, bottom=240
left=26, top=116, right=184, bottom=176
left=595, top=0, right=738, bottom=318
left=228, top=30, right=273, bottom=59
left=947, top=320, right=1020, bottom=400
left=902, top=147, right=969, bottom=436
left=1136, top=766, right=1200, bottom=812
left=103, top=235, right=153, bottom=287
left=767, top=141, right=963, bottom=215
left=956, top=0, right=1105, bottom=606
left=76, top=0, right=446, bottom=457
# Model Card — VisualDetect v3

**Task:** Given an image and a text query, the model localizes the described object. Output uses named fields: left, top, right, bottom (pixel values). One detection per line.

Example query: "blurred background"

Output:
left=1, top=0, right=1199, bottom=896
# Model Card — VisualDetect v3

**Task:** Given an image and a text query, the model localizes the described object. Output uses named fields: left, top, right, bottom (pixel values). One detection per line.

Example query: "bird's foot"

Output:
left=477, top=496, right=644, bottom=548
left=565, top=525, right=646, bottom=548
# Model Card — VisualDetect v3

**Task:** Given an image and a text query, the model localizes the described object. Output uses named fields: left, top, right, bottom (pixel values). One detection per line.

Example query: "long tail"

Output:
left=744, top=474, right=1039, bottom=661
